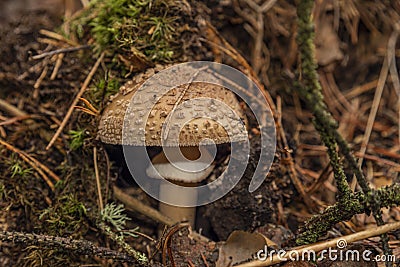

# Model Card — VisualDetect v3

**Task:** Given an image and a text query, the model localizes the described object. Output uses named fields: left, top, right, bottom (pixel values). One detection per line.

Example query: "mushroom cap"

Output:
left=98, top=78, right=248, bottom=147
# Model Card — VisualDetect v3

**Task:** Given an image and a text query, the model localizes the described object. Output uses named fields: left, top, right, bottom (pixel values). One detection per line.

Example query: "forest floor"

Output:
left=0, top=0, right=399, bottom=266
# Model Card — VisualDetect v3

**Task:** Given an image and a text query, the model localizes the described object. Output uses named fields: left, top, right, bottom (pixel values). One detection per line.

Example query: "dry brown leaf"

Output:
left=315, top=18, right=343, bottom=66
left=216, top=230, right=274, bottom=267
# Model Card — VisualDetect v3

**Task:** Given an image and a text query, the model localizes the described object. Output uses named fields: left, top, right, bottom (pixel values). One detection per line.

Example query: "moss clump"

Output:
left=68, top=129, right=86, bottom=151
left=39, top=194, right=88, bottom=237
left=71, top=0, right=190, bottom=67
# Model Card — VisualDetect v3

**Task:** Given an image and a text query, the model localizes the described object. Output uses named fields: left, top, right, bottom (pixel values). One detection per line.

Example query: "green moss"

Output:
left=92, top=76, right=120, bottom=101
left=39, top=194, right=87, bottom=237
left=70, top=0, right=183, bottom=64
left=1, top=153, right=42, bottom=208
left=8, top=157, right=33, bottom=178
left=68, top=129, right=86, bottom=151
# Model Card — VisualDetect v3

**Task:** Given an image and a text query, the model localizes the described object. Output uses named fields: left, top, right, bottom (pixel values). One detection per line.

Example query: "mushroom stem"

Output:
left=146, top=146, right=214, bottom=228
left=159, top=181, right=197, bottom=227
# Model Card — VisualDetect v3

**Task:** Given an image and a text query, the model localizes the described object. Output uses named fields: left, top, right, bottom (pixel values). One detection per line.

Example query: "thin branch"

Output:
left=356, top=26, right=398, bottom=173
left=113, top=186, right=174, bottom=226
left=39, top=29, right=79, bottom=47
left=0, top=231, right=139, bottom=263
left=31, top=45, right=91, bottom=60
left=94, top=147, right=104, bottom=211
left=235, top=220, right=400, bottom=267
left=73, top=106, right=98, bottom=116
left=46, top=52, right=104, bottom=150
left=296, top=183, right=400, bottom=245
left=0, top=99, right=28, bottom=117
left=294, top=1, right=392, bottom=261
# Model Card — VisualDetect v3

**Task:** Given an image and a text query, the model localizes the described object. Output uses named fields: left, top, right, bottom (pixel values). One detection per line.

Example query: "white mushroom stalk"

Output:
left=146, top=146, right=214, bottom=227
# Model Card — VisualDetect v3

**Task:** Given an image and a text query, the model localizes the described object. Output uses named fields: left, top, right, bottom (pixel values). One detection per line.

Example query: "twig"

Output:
left=233, top=0, right=269, bottom=74
left=201, top=252, right=210, bottom=267
left=344, top=79, right=379, bottom=99
left=201, top=21, right=277, bottom=112
left=352, top=24, right=399, bottom=263
left=0, top=99, right=28, bottom=117
left=162, top=223, right=189, bottom=267
left=31, top=45, right=91, bottom=60
left=354, top=152, right=400, bottom=170
left=33, top=65, right=49, bottom=98
left=356, top=26, right=398, bottom=177
left=295, top=0, right=392, bottom=261
left=306, top=163, right=332, bottom=194
left=388, top=24, right=400, bottom=153
left=260, top=0, right=278, bottom=13
left=50, top=53, right=65, bottom=80
left=39, top=29, right=79, bottom=47
left=37, top=37, right=65, bottom=47
left=0, top=138, right=61, bottom=183
left=0, top=115, right=37, bottom=126
left=46, top=52, right=104, bottom=150
left=79, top=97, right=99, bottom=114
left=97, top=221, right=148, bottom=265
left=113, top=186, right=174, bottom=226
left=74, top=106, right=98, bottom=116
left=0, top=230, right=138, bottom=263
left=104, top=147, right=111, bottom=199
left=370, top=146, right=400, bottom=160
left=235, top=220, right=400, bottom=267
left=93, top=147, right=104, bottom=211
left=25, top=150, right=61, bottom=182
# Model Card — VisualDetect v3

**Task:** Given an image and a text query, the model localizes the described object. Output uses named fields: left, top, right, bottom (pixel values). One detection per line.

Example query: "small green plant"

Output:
left=93, top=76, right=120, bottom=101
left=7, top=155, right=33, bottom=178
left=68, top=129, right=85, bottom=150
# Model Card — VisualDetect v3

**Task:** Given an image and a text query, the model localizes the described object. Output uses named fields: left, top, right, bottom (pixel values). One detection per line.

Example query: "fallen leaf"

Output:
left=315, top=18, right=343, bottom=66
left=216, top=230, right=273, bottom=267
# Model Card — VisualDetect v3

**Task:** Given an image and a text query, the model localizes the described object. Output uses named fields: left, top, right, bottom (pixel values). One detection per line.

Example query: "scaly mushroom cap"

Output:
left=98, top=78, right=247, bottom=146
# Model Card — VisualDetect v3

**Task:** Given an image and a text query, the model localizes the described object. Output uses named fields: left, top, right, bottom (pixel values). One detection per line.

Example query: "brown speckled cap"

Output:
left=98, top=78, right=248, bottom=146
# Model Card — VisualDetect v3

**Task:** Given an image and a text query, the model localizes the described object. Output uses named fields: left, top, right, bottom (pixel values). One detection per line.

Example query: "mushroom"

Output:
left=145, top=146, right=215, bottom=227
left=98, top=77, right=248, bottom=228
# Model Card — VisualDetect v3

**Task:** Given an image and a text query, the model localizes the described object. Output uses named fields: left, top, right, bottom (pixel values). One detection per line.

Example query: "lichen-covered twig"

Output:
left=97, top=202, right=149, bottom=265
left=297, top=183, right=400, bottom=244
left=0, top=231, right=138, bottom=263
left=97, top=222, right=148, bottom=265
left=295, top=0, right=392, bottom=262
